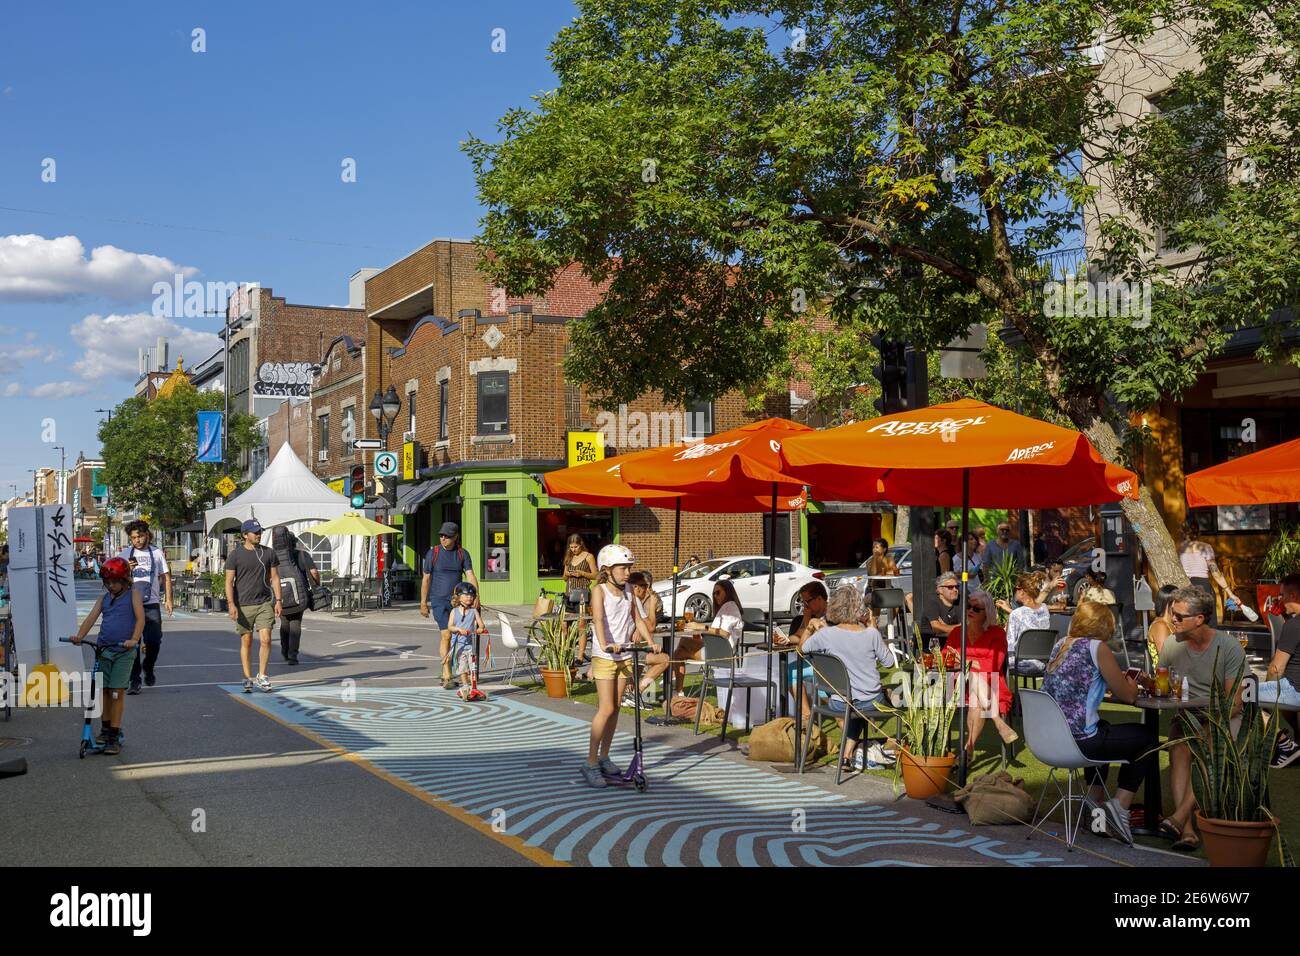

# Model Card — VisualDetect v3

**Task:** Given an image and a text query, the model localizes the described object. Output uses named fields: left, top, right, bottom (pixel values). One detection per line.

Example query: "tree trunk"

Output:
left=1083, top=417, right=1191, bottom=589
left=895, top=505, right=910, bottom=543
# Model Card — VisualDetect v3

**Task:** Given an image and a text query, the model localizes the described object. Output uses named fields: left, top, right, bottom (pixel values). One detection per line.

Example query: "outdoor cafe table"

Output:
left=1124, top=694, right=1210, bottom=838
left=671, top=627, right=796, bottom=722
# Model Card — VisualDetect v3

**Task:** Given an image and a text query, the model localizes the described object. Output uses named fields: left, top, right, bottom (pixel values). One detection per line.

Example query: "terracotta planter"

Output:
left=539, top=667, right=570, bottom=699
left=899, top=750, right=956, bottom=799
left=1196, top=813, right=1277, bottom=867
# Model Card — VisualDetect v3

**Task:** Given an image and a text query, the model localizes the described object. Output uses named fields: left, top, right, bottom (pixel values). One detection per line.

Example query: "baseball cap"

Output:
left=241, top=519, right=263, bottom=534
left=439, top=521, right=459, bottom=537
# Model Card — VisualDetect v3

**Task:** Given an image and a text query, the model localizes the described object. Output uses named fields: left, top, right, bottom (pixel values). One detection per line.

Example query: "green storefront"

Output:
left=393, top=465, right=621, bottom=607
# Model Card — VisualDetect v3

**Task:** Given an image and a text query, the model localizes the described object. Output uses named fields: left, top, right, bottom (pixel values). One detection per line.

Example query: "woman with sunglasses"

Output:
left=666, top=579, right=745, bottom=695
left=945, top=589, right=1018, bottom=751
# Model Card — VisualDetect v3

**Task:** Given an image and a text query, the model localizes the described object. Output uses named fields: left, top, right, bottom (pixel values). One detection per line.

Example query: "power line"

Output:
left=0, top=202, right=410, bottom=254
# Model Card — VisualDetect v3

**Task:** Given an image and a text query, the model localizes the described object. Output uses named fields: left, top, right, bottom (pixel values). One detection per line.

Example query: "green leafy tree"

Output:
left=468, top=0, right=1300, bottom=586
left=98, top=382, right=259, bottom=531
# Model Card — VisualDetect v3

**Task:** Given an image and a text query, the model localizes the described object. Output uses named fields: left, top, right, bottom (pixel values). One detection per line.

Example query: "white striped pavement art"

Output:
left=229, top=685, right=1069, bottom=867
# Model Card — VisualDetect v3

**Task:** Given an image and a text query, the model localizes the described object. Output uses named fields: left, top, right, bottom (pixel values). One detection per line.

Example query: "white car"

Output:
left=652, top=556, right=826, bottom=622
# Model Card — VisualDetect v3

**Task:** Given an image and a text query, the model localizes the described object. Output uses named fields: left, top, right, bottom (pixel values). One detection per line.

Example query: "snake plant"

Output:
left=1177, top=651, right=1293, bottom=866
left=536, top=616, right=583, bottom=674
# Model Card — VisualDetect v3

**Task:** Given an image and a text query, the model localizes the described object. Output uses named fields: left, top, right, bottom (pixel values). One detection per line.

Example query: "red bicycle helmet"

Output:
left=99, top=557, right=131, bottom=584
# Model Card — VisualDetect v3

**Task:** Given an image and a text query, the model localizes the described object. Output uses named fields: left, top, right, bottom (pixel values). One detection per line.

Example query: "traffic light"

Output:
left=348, top=465, right=366, bottom=508
left=870, top=334, right=908, bottom=415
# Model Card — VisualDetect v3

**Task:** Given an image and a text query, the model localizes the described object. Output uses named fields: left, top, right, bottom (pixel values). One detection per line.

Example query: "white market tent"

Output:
left=205, top=442, right=351, bottom=536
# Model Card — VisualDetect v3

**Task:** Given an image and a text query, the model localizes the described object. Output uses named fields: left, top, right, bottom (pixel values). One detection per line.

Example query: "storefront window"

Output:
left=537, top=509, right=614, bottom=576
left=482, top=501, right=510, bottom=579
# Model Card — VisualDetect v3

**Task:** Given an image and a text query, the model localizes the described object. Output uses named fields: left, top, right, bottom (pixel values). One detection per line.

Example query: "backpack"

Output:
left=271, top=527, right=310, bottom=615
left=425, top=545, right=467, bottom=573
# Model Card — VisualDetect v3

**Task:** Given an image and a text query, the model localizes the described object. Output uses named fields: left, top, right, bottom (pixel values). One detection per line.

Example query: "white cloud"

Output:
left=0, top=234, right=198, bottom=302
left=67, top=312, right=220, bottom=381
left=3, top=383, right=19, bottom=397
left=27, top=381, right=94, bottom=399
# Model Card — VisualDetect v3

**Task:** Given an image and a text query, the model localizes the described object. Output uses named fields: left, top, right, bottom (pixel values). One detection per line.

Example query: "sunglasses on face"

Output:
left=940, top=585, right=958, bottom=591
left=968, top=605, right=985, bottom=615
left=1170, top=610, right=1202, bottom=623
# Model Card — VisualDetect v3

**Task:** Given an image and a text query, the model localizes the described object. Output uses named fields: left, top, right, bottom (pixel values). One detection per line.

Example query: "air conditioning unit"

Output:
left=402, top=431, right=415, bottom=443
left=317, top=450, right=329, bottom=462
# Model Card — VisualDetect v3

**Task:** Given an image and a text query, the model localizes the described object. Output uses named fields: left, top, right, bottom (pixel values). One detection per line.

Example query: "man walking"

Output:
left=120, top=519, right=172, bottom=695
left=224, top=519, right=282, bottom=693
left=420, top=522, right=479, bottom=690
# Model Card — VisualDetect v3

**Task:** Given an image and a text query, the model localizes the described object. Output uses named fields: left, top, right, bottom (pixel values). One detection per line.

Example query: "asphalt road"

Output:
left=0, top=582, right=531, bottom=866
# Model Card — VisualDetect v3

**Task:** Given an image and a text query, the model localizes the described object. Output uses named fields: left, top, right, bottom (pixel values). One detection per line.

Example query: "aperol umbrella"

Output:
left=782, top=399, right=1139, bottom=781
left=544, top=447, right=807, bottom=724
left=1185, top=436, right=1300, bottom=507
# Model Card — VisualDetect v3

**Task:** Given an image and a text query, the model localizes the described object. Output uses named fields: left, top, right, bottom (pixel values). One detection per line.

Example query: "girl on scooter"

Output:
left=583, top=545, right=659, bottom=788
left=70, top=557, right=142, bottom=755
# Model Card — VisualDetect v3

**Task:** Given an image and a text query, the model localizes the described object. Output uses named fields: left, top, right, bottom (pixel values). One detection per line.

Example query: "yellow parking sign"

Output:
left=567, top=431, right=604, bottom=467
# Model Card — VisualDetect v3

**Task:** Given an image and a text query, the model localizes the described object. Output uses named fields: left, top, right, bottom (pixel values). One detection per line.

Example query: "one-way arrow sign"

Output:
left=353, top=439, right=383, bottom=450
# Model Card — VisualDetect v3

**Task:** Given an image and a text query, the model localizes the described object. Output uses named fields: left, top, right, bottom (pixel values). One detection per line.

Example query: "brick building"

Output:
left=360, top=239, right=805, bottom=605
left=64, top=454, right=107, bottom=538
left=224, top=282, right=368, bottom=479
left=33, top=467, right=57, bottom=507
left=305, top=334, right=367, bottom=492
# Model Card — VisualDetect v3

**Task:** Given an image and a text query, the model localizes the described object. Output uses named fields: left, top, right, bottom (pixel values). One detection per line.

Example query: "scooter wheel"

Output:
left=633, top=775, right=648, bottom=792
left=79, top=740, right=88, bottom=759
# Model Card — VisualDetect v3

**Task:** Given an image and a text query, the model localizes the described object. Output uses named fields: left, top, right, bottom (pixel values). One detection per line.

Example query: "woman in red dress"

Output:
left=945, top=589, right=1019, bottom=753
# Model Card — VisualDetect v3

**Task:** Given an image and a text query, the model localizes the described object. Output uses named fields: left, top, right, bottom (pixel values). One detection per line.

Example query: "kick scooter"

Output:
left=460, top=627, right=490, bottom=702
left=59, top=637, right=126, bottom=757
left=601, top=641, right=651, bottom=792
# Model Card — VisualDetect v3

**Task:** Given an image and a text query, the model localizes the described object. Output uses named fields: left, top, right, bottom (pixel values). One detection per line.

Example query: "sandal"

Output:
left=1158, top=817, right=1183, bottom=841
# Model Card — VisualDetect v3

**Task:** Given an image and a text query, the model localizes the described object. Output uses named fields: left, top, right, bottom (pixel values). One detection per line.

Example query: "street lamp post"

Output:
left=96, top=408, right=114, bottom=553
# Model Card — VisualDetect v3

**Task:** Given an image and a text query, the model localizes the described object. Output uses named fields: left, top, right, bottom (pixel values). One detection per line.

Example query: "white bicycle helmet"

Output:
left=597, top=544, right=635, bottom=570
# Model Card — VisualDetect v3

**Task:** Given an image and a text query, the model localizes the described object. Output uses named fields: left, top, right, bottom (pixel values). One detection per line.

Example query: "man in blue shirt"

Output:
left=420, top=522, right=479, bottom=690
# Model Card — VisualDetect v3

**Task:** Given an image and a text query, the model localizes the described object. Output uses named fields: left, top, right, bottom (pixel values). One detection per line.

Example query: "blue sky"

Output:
left=0, top=0, right=579, bottom=498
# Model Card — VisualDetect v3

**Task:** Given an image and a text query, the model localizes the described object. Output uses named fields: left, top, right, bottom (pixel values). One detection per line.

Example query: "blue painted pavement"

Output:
left=229, top=685, right=1070, bottom=867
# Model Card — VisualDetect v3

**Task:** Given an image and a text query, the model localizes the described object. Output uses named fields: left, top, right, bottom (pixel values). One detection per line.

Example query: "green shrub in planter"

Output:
left=1261, top=525, right=1300, bottom=581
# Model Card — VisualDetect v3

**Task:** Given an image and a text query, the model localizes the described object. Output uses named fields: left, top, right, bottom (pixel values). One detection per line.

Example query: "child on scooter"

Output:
left=449, top=582, right=485, bottom=700
left=583, top=545, right=659, bottom=788
left=70, top=557, right=143, bottom=755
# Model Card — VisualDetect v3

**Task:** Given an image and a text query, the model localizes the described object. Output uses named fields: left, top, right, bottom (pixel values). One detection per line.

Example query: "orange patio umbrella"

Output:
left=780, top=399, right=1139, bottom=507
left=782, top=399, right=1138, bottom=781
left=1185, top=436, right=1300, bottom=507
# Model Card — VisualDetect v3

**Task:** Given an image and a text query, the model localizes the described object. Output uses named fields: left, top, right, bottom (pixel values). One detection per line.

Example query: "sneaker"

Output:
left=1271, top=736, right=1300, bottom=769
left=441, top=677, right=455, bottom=690
left=866, top=743, right=896, bottom=768
left=598, top=755, right=623, bottom=777
left=144, top=671, right=156, bottom=687
left=127, top=682, right=142, bottom=696
left=102, top=736, right=121, bottom=756
left=1104, top=797, right=1134, bottom=845
left=254, top=674, right=272, bottom=692
left=96, top=727, right=111, bottom=745
left=581, top=764, right=608, bottom=788
left=242, top=678, right=254, bottom=694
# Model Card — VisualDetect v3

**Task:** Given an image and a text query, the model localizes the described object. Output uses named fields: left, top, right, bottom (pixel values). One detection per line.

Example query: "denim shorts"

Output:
left=1258, top=678, right=1300, bottom=709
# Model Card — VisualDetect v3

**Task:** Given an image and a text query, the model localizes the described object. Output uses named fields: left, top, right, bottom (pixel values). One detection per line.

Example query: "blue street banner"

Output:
left=197, top=411, right=224, bottom=463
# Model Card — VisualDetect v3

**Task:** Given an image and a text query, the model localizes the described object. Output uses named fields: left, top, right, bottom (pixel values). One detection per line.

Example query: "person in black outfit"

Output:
left=273, top=527, right=320, bottom=665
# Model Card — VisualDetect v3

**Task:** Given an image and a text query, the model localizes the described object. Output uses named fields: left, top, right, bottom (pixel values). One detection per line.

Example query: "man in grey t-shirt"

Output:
left=224, top=519, right=282, bottom=693
left=1158, top=586, right=1245, bottom=850
left=981, top=522, right=1025, bottom=577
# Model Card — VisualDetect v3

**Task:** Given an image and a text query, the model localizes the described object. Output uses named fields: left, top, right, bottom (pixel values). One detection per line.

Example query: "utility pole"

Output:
left=53, top=445, right=66, bottom=505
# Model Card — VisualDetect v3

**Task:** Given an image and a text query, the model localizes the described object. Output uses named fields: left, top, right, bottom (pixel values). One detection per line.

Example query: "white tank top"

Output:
left=592, top=583, right=634, bottom=661
left=1180, top=542, right=1213, bottom=579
